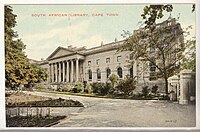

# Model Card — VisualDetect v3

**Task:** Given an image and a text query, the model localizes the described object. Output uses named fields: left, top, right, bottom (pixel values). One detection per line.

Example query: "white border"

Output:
left=0, top=0, right=199, bottom=131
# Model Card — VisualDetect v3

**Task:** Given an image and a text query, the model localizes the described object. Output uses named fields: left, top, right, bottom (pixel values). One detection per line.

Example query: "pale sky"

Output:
left=11, top=4, right=196, bottom=60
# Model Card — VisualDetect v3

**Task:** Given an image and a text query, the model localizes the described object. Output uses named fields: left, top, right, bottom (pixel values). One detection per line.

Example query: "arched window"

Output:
left=106, top=68, right=111, bottom=78
left=97, top=68, right=101, bottom=80
left=130, top=66, right=133, bottom=78
left=117, top=67, right=123, bottom=78
left=88, top=69, right=92, bottom=80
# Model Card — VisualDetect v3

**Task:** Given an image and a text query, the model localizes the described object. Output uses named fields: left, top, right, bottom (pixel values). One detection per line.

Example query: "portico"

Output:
left=49, top=58, right=82, bottom=83
left=46, top=46, right=85, bottom=83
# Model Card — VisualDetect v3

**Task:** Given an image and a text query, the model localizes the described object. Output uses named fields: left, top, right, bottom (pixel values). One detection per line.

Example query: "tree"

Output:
left=182, top=39, right=196, bottom=71
left=121, top=19, right=184, bottom=95
left=119, top=4, right=195, bottom=95
left=141, top=4, right=195, bottom=31
left=141, top=5, right=173, bottom=30
left=5, top=5, right=47, bottom=89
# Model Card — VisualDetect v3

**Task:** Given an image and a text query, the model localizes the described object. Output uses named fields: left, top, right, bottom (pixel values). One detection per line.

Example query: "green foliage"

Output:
left=62, top=85, right=70, bottom=92
left=121, top=19, right=185, bottom=94
left=91, top=82, right=112, bottom=96
left=182, top=39, right=196, bottom=71
left=115, top=76, right=137, bottom=96
left=71, top=82, right=83, bottom=93
left=142, top=86, right=150, bottom=97
left=141, top=5, right=173, bottom=30
left=151, top=85, right=158, bottom=94
left=141, top=4, right=195, bottom=30
left=5, top=5, right=47, bottom=89
left=108, top=74, right=119, bottom=88
left=35, top=85, right=45, bottom=91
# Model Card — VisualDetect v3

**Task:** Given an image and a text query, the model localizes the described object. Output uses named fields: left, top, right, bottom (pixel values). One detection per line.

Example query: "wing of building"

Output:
left=39, top=18, right=184, bottom=93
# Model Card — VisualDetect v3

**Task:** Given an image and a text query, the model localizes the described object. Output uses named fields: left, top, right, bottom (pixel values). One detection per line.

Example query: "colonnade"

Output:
left=49, top=59, right=79, bottom=83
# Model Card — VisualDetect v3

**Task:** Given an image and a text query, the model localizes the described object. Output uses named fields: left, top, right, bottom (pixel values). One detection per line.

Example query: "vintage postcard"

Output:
left=1, top=0, right=199, bottom=130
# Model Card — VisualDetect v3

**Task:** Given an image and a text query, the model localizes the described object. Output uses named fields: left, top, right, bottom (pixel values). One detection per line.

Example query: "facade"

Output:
left=39, top=18, right=183, bottom=93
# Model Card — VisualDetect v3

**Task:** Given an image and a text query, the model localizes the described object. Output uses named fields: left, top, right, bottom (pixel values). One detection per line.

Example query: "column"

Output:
left=66, top=61, right=69, bottom=82
left=76, top=59, right=79, bottom=82
left=50, top=64, right=52, bottom=82
left=51, top=63, right=54, bottom=82
left=48, top=64, right=51, bottom=83
left=49, top=64, right=53, bottom=83
left=63, top=61, right=65, bottom=82
left=71, top=60, right=74, bottom=82
left=55, top=63, right=58, bottom=82
left=59, top=62, right=61, bottom=82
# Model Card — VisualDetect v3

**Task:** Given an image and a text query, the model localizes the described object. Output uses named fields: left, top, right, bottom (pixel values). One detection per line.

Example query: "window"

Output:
left=117, top=56, right=121, bottom=62
left=149, top=62, right=157, bottom=81
left=88, top=61, right=91, bottom=66
left=106, top=68, right=111, bottom=78
left=88, top=69, right=92, bottom=80
left=106, top=58, right=110, bottom=63
left=117, top=67, right=123, bottom=78
left=129, top=54, right=133, bottom=60
left=97, top=68, right=101, bottom=80
left=130, top=66, right=133, bottom=78
left=96, top=59, right=100, bottom=65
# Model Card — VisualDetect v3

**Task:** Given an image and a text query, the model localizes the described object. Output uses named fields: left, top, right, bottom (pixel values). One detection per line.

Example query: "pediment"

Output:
left=48, top=47, right=74, bottom=59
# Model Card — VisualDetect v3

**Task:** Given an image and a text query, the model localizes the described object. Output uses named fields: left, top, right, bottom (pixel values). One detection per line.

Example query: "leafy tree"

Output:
left=121, top=19, right=184, bottom=94
left=141, top=4, right=195, bottom=30
left=182, top=39, right=196, bottom=71
left=120, top=4, right=195, bottom=95
left=141, top=5, right=173, bottom=30
left=115, top=76, right=137, bottom=96
left=5, top=5, right=47, bottom=89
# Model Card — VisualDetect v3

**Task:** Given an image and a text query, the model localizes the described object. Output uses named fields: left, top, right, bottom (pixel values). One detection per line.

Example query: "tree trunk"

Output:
left=164, top=76, right=168, bottom=95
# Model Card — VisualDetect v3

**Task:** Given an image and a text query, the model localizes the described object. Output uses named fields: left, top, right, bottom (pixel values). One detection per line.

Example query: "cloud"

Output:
left=23, top=19, right=109, bottom=60
left=23, top=19, right=90, bottom=43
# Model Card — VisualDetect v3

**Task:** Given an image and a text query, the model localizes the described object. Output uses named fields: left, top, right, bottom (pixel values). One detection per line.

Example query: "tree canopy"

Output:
left=119, top=4, right=196, bottom=94
left=5, top=5, right=47, bottom=89
left=121, top=19, right=184, bottom=94
left=141, top=4, right=195, bottom=30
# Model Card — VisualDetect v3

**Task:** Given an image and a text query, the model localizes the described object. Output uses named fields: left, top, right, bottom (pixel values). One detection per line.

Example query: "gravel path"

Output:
left=23, top=91, right=196, bottom=127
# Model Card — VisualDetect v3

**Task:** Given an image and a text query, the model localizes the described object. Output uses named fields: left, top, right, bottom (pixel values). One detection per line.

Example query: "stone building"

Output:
left=39, top=18, right=183, bottom=93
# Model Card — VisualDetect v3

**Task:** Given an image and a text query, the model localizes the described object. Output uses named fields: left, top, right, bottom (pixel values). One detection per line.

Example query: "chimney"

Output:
left=101, top=41, right=103, bottom=46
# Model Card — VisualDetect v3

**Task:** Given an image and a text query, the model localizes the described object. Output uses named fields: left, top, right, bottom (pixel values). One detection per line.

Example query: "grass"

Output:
left=46, top=91, right=137, bottom=100
left=6, top=91, right=84, bottom=107
left=37, top=90, right=168, bottom=101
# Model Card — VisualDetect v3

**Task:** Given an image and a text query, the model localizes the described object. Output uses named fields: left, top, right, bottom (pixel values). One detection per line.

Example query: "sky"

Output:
left=11, top=4, right=196, bottom=61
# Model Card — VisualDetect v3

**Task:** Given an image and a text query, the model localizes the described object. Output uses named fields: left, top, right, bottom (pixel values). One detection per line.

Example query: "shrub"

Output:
left=35, top=85, right=45, bottom=91
left=91, top=82, right=112, bottom=96
left=108, top=74, right=119, bottom=88
left=99, top=82, right=112, bottom=96
left=91, top=82, right=101, bottom=94
left=115, top=76, right=136, bottom=96
left=142, top=86, right=150, bottom=98
left=151, top=85, right=158, bottom=95
left=71, top=87, right=82, bottom=93
left=62, top=86, right=70, bottom=92
left=71, top=82, right=83, bottom=93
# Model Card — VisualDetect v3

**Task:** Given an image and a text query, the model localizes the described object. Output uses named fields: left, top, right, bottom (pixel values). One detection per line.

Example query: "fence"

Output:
left=6, top=107, right=51, bottom=117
